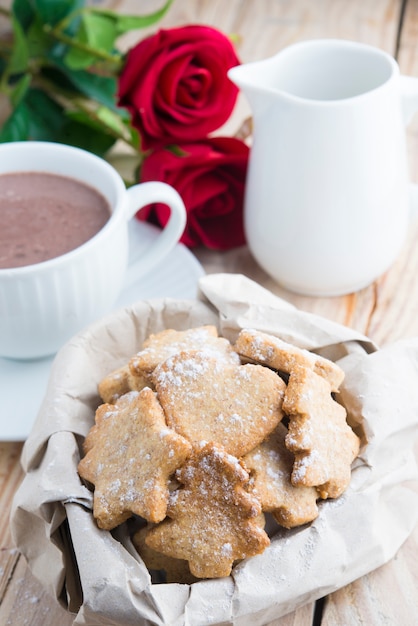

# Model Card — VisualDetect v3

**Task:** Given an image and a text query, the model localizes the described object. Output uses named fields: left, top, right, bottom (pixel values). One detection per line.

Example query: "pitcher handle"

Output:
left=400, top=75, right=418, bottom=125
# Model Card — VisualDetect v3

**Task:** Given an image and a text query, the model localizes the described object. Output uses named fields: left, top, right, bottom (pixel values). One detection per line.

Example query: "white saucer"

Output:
left=0, top=220, right=205, bottom=442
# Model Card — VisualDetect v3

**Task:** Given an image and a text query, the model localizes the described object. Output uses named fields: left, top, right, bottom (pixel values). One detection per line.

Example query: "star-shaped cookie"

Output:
left=78, top=387, right=191, bottom=529
left=243, top=422, right=319, bottom=528
left=283, top=365, right=360, bottom=499
left=130, top=325, right=240, bottom=380
left=234, top=328, right=345, bottom=391
left=145, top=442, right=270, bottom=578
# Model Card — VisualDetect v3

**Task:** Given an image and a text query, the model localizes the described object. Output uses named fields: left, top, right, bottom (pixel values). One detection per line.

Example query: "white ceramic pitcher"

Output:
left=228, top=39, right=418, bottom=296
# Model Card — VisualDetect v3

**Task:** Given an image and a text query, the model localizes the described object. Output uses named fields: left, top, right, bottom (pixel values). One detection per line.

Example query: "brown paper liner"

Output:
left=11, top=274, right=418, bottom=626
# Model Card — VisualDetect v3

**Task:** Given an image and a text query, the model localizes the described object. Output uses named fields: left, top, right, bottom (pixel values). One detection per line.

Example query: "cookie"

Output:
left=234, top=328, right=345, bottom=391
left=130, top=325, right=240, bottom=380
left=78, top=387, right=192, bottom=529
left=133, top=525, right=198, bottom=584
left=243, top=422, right=319, bottom=528
left=283, top=366, right=360, bottom=499
left=145, top=443, right=270, bottom=578
left=153, top=350, right=286, bottom=457
left=79, top=325, right=362, bottom=582
left=98, top=364, right=149, bottom=404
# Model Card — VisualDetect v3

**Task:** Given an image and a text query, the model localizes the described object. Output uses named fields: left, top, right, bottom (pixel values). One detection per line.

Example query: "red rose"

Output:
left=117, top=25, right=240, bottom=150
left=138, top=137, right=249, bottom=250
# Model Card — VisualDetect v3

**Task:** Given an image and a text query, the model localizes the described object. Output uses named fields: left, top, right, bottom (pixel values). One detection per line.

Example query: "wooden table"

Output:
left=1, top=1, right=418, bottom=624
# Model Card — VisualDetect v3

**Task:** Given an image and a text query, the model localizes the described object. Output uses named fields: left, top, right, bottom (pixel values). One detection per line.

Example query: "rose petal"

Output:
left=138, top=138, right=249, bottom=250
left=117, top=25, right=241, bottom=149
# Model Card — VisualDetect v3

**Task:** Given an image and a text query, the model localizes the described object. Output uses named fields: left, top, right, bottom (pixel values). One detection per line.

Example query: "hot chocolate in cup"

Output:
left=0, top=141, right=187, bottom=360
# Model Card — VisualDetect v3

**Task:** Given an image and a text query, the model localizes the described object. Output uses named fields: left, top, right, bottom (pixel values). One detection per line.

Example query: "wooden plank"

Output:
left=397, top=0, right=418, bottom=75
left=0, top=443, right=23, bottom=548
left=363, top=215, right=418, bottom=344
left=0, top=547, right=19, bottom=604
left=112, top=0, right=402, bottom=57
left=397, top=0, right=418, bottom=187
left=0, top=554, right=75, bottom=626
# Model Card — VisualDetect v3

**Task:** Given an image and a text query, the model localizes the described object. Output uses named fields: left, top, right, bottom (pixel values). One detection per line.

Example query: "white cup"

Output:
left=0, top=141, right=187, bottom=359
left=229, top=39, right=418, bottom=296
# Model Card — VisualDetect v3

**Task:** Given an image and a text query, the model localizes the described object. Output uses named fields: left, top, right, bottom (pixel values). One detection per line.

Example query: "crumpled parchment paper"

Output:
left=10, top=273, right=418, bottom=626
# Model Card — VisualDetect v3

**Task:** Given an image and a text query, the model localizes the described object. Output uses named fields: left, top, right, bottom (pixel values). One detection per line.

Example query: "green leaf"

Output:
left=34, top=0, right=84, bottom=27
left=25, top=87, right=67, bottom=140
left=12, top=0, right=35, bottom=31
left=13, top=86, right=116, bottom=155
left=68, top=70, right=117, bottom=110
left=9, top=72, right=31, bottom=106
left=61, top=46, right=96, bottom=72
left=77, top=13, right=117, bottom=52
left=58, top=116, right=116, bottom=156
left=47, top=60, right=118, bottom=109
left=95, top=104, right=127, bottom=134
left=26, top=15, right=53, bottom=58
left=8, top=14, right=29, bottom=74
left=66, top=104, right=134, bottom=146
left=64, top=13, right=118, bottom=70
left=165, top=144, right=189, bottom=157
left=94, top=0, right=173, bottom=35
left=0, top=101, right=30, bottom=142
left=126, top=123, right=140, bottom=151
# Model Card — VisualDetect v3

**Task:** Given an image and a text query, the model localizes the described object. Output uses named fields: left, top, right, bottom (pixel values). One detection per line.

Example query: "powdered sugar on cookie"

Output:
left=78, top=325, right=361, bottom=581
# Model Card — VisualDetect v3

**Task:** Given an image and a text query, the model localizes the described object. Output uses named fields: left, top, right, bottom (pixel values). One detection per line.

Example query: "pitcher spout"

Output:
left=228, top=57, right=281, bottom=114
left=228, top=58, right=273, bottom=92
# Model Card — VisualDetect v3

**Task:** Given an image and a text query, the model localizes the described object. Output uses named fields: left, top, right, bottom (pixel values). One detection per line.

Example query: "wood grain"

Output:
left=0, top=550, right=75, bottom=626
left=112, top=0, right=402, bottom=58
left=1, top=1, right=418, bottom=625
left=0, top=443, right=23, bottom=548
left=322, top=517, right=418, bottom=626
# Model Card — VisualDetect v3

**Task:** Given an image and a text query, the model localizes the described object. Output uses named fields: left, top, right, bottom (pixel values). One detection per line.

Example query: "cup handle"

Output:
left=124, top=181, right=187, bottom=278
left=400, top=75, right=418, bottom=125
